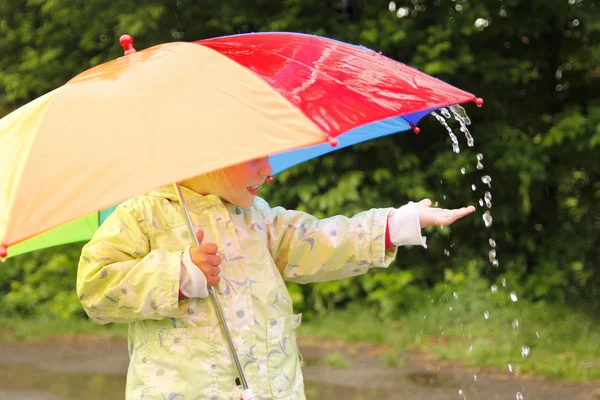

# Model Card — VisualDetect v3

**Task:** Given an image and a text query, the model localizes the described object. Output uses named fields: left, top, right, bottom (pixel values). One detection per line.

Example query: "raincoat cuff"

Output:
left=180, top=247, right=209, bottom=298
left=370, top=208, right=398, bottom=267
left=388, top=202, right=428, bottom=248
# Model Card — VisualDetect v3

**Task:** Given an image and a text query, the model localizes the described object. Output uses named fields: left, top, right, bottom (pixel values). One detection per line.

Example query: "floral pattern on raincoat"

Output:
left=77, top=186, right=397, bottom=399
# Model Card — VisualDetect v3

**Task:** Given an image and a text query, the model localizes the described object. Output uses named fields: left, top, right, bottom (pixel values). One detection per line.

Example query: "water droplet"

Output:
left=479, top=198, right=484, bottom=207
left=481, top=175, right=492, bottom=185
left=510, top=292, right=518, bottom=302
left=461, top=167, right=466, bottom=174
left=512, top=319, right=520, bottom=330
left=443, top=194, right=447, bottom=200
left=476, top=162, right=484, bottom=170
left=469, top=345, right=474, bottom=352
left=483, top=211, right=493, bottom=227
left=444, top=249, right=451, bottom=257
left=489, top=238, right=496, bottom=247
left=516, top=392, right=524, bottom=400
left=492, top=259, right=499, bottom=267
left=502, top=278, right=507, bottom=287
left=454, top=292, right=459, bottom=300
left=484, top=311, right=490, bottom=319
left=471, top=184, right=477, bottom=191
left=521, top=345, right=530, bottom=358
left=491, top=285, right=498, bottom=293
left=458, top=389, right=467, bottom=399
left=536, top=332, right=540, bottom=338
left=485, top=192, right=493, bottom=208
left=388, top=1, right=396, bottom=12
left=489, top=249, right=497, bottom=261
left=473, top=374, right=478, bottom=382
left=476, top=153, right=484, bottom=161
left=508, top=364, right=513, bottom=373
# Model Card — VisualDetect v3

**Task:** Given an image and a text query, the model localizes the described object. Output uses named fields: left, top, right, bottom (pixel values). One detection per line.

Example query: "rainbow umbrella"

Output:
left=0, top=32, right=481, bottom=395
left=0, top=32, right=480, bottom=258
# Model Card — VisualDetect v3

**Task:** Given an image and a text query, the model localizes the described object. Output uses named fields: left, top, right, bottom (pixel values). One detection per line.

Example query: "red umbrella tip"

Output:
left=267, top=176, right=274, bottom=183
left=0, top=244, right=7, bottom=259
left=327, top=136, right=339, bottom=147
left=410, top=123, right=421, bottom=134
left=119, top=34, right=137, bottom=55
left=474, top=97, right=484, bottom=107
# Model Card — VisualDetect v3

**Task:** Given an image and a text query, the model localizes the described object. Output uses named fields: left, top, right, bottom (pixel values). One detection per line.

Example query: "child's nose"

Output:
left=257, top=157, right=273, bottom=177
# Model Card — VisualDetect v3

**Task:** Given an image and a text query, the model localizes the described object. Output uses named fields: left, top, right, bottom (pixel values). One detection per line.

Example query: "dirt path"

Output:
left=0, top=335, right=598, bottom=400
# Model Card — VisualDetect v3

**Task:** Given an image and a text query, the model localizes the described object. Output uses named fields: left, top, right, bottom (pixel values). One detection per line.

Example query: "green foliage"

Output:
left=0, top=0, right=599, bottom=329
left=0, top=244, right=84, bottom=319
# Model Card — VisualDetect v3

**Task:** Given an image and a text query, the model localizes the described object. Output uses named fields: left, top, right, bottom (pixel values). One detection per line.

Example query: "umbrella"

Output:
left=0, top=32, right=482, bottom=396
left=1, top=32, right=481, bottom=258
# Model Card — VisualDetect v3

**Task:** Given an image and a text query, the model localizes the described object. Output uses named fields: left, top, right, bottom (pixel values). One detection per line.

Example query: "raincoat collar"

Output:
left=147, top=185, right=248, bottom=214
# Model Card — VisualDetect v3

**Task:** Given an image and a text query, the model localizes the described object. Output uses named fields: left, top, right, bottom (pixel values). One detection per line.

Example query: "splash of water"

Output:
left=431, top=111, right=460, bottom=153
left=516, top=392, right=524, bottom=400
left=450, top=105, right=475, bottom=147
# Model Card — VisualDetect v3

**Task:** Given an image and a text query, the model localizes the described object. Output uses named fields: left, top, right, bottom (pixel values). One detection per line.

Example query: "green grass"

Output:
left=0, top=316, right=128, bottom=343
left=298, top=295, right=600, bottom=382
left=2, top=292, right=599, bottom=383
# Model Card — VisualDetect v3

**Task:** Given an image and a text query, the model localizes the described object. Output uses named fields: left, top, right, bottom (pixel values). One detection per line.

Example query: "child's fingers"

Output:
left=206, top=254, right=222, bottom=266
left=418, top=198, right=433, bottom=207
left=206, top=265, right=221, bottom=276
left=198, top=243, right=218, bottom=255
left=206, top=275, right=221, bottom=287
left=195, top=229, right=204, bottom=244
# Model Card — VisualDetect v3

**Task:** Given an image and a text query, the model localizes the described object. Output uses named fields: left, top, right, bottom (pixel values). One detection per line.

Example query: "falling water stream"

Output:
left=431, top=105, right=528, bottom=400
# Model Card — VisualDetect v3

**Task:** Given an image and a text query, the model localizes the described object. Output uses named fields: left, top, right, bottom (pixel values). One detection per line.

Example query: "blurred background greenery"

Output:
left=1, top=0, right=599, bottom=382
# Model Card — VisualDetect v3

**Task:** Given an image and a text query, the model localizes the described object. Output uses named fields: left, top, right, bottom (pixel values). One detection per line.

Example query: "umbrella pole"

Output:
left=173, top=183, right=250, bottom=392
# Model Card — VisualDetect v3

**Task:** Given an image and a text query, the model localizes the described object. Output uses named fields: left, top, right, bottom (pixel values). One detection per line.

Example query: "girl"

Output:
left=77, top=156, right=475, bottom=399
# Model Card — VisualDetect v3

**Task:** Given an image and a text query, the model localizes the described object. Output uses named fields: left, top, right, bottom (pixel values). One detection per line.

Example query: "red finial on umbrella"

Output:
left=0, top=244, right=7, bottom=259
left=474, top=97, right=484, bottom=107
left=327, top=136, right=339, bottom=147
left=119, top=34, right=137, bottom=55
left=267, top=176, right=274, bottom=183
left=410, top=123, right=420, bottom=134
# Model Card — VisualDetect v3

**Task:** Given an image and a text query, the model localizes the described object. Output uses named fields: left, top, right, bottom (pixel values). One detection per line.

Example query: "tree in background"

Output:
left=0, top=0, right=598, bottom=319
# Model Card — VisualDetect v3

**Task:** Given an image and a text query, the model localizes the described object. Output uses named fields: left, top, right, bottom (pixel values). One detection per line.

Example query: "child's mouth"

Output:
left=247, top=185, right=262, bottom=195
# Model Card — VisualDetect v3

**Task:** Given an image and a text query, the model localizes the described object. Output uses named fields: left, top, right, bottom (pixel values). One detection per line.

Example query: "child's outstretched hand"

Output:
left=416, top=199, right=476, bottom=228
left=190, top=229, right=222, bottom=287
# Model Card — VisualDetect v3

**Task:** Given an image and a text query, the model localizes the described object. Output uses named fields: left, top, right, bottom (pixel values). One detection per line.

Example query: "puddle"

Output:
left=0, top=364, right=124, bottom=400
left=0, top=363, right=392, bottom=400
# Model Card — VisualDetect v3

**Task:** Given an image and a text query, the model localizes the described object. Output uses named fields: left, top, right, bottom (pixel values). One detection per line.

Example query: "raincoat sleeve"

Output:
left=77, top=201, right=183, bottom=324
left=259, top=201, right=397, bottom=283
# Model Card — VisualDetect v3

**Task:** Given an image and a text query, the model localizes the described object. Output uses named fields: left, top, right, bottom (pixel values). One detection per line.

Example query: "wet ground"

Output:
left=0, top=335, right=599, bottom=400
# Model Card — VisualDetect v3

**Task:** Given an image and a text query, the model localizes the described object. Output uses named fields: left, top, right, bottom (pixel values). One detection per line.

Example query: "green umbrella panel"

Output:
left=6, top=206, right=117, bottom=258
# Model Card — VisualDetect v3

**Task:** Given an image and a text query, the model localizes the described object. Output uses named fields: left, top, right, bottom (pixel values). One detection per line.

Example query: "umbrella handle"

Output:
left=173, top=182, right=250, bottom=391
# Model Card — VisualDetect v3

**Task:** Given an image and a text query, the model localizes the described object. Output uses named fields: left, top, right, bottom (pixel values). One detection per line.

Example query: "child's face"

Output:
left=220, top=157, right=273, bottom=208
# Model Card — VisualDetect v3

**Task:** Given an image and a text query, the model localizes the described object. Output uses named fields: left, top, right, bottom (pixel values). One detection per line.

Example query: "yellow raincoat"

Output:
left=77, top=186, right=397, bottom=399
